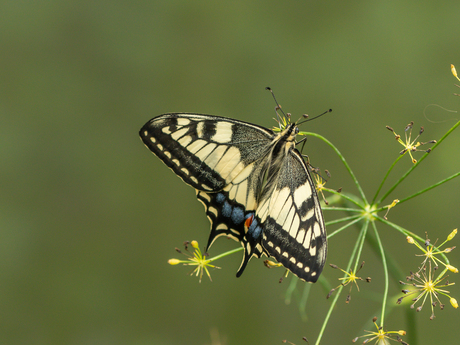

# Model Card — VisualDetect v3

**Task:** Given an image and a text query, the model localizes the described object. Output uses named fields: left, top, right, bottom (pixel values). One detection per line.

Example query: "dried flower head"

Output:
left=386, top=123, right=436, bottom=163
left=327, top=262, right=369, bottom=303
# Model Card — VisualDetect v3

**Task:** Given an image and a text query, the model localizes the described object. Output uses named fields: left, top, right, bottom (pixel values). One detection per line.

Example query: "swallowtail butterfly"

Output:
left=140, top=112, right=327, bottom=282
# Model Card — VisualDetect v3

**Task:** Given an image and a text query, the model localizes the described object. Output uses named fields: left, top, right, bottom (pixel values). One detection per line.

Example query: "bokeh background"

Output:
left=2, top=1, right=460, bottom=344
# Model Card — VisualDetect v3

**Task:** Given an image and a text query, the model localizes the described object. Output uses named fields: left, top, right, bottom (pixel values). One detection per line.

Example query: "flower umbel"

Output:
left=386, top=123, right=436, bottom=164
left=397, top=260, right=456, bottom=319
left=168, top=240, right=220, bottom=283
left=352, top=317, right=408, bottom=345
left=327, top=262, right=370, bottom=303
left=406, top=229, right=457, bottom=273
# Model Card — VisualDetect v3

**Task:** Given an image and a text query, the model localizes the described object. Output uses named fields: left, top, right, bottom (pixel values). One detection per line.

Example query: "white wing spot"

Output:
left=164, top=151, right=171, bottom=159
left=289, top=257, right=296, bottom=264
left=275, top=247, right=281, bottom=254
left=143, top=130, right=148, bottom=136
left=294, top=183, right=312, bottom=207
left=198, top=192, right=211, bottom=202
left=181, top=167, right=189, bottom=175
left=269, top=187, right=291, bottom=220
left=170, top=127, right=188, bottom=140
left=282, top=252, right=289, bottom=258
left=213, top=147, right=242, bottom=180
left=176, top=118, right=191, bottom=126
left=267, top=241, right=274, bottom=247
left=195, top=143, right=217, bottom=161
left=190, top=176, right=198, bottom=184
left=296, top=229, right=306, bottom=244
left=231, top=162, right=254, bottom=184
left=178, top=135, right=192, bottom=147
left=212, top=122, right=233, bottom=143
left=296, top=262, right=304, bottom=269
left=172, top=159, right=180, bottom=166
left=157, top=143, right=163, bottom=151
left=201, top=184, right=213, bottom=191
left=208, top=206, right=218, bottom=217
left=186, top=139, right=207, bottom=154
left=303, top=229, right=312, bottom=249
left=149, top=137, right=156, bottom=143
left=196, top=121, right=205, bottom=138
left=162, top=126, right=171, bottom=134
left=304, top=266, right=311, bottom=273
left=313, top=222, right=322, bottom=238
left=302, top=207, right=315, bottom=221
left=203, top=144, right=228, bottom=169
left=216, top=223, right=228, bottom=230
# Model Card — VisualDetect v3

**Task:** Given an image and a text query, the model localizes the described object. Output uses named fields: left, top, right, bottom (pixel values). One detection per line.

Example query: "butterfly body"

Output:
left=140, top=113, right=327, bottom=282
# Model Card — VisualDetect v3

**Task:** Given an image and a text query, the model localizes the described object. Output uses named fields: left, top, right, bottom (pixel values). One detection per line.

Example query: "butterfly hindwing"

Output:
left=196, top=190, right=267, bottom=277
left=257, top=149, right=327, bottom=282
left=140, top=113, right=327, bottom=282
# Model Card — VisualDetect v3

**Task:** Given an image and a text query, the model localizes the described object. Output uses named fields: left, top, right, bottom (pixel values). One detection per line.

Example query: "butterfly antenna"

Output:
left=297, top=108, right=332, bottom=126
left=266, top=87, right=287, bottom=125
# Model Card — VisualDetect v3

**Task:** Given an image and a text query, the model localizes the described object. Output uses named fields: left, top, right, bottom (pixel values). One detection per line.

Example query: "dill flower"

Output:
left=397, top=261, right=456, bottom=319
left=168, top=240, right=220, bottom=283
left=386, top=123, right=436, bottom=163
left=406, top=229, right=457, bottom=273
left=353, top=317, right=408, bottom=345
left=327, top=262, right=370, bottom=303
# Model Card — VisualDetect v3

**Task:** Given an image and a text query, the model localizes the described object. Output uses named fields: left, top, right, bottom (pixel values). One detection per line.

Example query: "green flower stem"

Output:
left=325, top=190, right=365, bottom=209
left=208, top=247, right=243, bottom=262
left=376, top=119, right=460, bottom=205
left=371, top=222, right=389, bottom=327
left=315, top=221, right=368, bottom=345
left=397, top=171, right=460, bottom=205
left=306, top=132, right=368, bottom=204
left=353, top=219, right=369, bottom=273
left=376, top=216, right=420, bottom=240
left=325, top=214, right=363, bottom=227
left=323, top=207, right=363, bottom=213
left=372, top=155, right=405, bottom=204
left=327, top=216, right=365, bottom=239
left=284, top=276, right=298, bottom=305
left=299, top=283, right=312, bottom=321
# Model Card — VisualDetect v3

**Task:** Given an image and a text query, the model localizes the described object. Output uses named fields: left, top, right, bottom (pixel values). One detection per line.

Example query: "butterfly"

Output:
left=140, top=112, right=327, bottom=282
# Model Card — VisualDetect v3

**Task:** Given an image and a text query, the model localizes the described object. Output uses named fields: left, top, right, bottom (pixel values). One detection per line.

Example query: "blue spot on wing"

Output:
left=222, top=201, right=232, bottom=218
left=247, top=217, right=262, bottom=239
left=231, top=206, right=244, bottom=224
left=216, top=193, right=225, bottom=204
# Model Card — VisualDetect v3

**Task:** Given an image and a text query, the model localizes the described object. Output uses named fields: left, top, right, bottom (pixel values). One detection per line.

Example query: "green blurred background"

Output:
left=2, top=1, right=459, bottom=344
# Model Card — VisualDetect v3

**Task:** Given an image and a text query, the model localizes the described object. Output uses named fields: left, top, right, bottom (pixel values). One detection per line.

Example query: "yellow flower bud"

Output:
left=452, top=64, right=460, bottom=81
left=407, top=236, right=415, bottom=244
left=191, top=240, right=199, bottom=249
left=168, top=258, right=181, bottom=265
left=447, top=265, right=458, bottom=273
left=450, top=297, right=458, bottom=309
left=398, top=330, right=406, bottom=336
left=448, top=229, right=457, bottom=241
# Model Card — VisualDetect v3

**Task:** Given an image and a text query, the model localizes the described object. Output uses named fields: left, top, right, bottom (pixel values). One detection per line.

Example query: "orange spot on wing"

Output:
left=245, top=215, right=254, bottom=228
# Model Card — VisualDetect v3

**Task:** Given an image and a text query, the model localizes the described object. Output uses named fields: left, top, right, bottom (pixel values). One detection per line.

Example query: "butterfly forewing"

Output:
left=140, top=113, right=327, bottom=282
